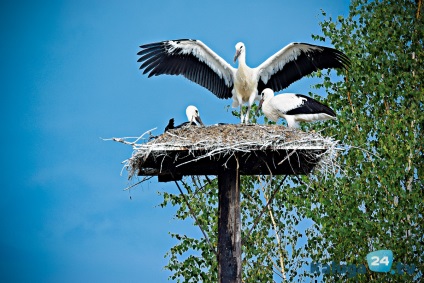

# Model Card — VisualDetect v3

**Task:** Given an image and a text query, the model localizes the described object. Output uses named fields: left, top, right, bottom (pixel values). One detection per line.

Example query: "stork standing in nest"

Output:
left=258, top=88, right=336, bottom=128
left=137, top=39, right=349, bottom=123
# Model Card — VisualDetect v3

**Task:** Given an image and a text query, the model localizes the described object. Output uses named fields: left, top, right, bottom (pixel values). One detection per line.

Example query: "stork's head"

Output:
left=257, top=88, right=275, bottom=113
left=186, top=105, right=204, bottom=126
left=234, top=42, right=245, bottom=63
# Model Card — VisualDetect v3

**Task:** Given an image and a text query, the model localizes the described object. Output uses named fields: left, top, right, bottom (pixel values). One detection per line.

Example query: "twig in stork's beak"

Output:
left=256, top=99, right=264, bottom=116
left=195, top=115, right=204, bottom=126
left=233, top=50, right=241, bottom=63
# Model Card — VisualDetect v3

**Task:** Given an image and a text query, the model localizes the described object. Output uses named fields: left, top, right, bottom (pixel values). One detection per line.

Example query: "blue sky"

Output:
left=1, top=1, right=349, bottom=282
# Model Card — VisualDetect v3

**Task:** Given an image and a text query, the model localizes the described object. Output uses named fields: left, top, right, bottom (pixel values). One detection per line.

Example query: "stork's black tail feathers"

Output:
left=164, top=118, right=175, bottom=132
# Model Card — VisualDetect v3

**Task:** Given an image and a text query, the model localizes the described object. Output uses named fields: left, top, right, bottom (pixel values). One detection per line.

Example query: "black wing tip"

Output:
left=323, top=105, right=337, bottom=117
left=295, top=94, right=337, bottom=117
left=139, top=38, right=196, bottom=49
left=318, top=46, right=351, bottom=69
left=331, top=48, right=351, bottom=68
left=139, top=42, right=163, bottom=49
left=296, top=42, right=351, bottom=69
left=136, top=38, right=233, bottom=99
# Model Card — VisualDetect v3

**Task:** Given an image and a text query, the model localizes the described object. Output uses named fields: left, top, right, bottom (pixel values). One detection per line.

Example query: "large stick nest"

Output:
left=113, top=124, right=341, bottom=180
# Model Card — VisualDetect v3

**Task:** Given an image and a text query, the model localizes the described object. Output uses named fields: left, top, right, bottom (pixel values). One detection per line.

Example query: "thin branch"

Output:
left=267, top=254, right=285, bottom=281
left=247, top=175, right=288, bottom=237
left=173, top=179, right=217, bottom=257
left=123, top=176, right=153, bottom=191
left=102, top=127, right=157, bottom=146
left=262, top=181, right=287, bottom=281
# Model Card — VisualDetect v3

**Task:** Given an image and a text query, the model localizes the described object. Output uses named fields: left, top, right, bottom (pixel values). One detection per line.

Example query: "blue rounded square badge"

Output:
left=366, top=250, right=393, bottom=273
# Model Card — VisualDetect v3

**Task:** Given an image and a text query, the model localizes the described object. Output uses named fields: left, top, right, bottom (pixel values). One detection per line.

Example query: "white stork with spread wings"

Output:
left=137, top=39, right=349, bottom=123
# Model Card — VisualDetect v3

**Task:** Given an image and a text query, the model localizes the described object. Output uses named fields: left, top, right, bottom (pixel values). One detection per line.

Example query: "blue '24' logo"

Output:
left=366, top=250, right=393, bottom=273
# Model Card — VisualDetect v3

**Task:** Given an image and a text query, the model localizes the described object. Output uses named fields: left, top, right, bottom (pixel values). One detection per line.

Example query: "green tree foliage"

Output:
left=307, top=0, right=423, bottom=281
left=160, top=175, right=314, bottom=282
left=159, top=0, right=423, bottom=282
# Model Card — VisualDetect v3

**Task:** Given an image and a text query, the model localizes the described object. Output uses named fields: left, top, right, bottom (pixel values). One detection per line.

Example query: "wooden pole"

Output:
left=218, top=158, right=241, bottom=283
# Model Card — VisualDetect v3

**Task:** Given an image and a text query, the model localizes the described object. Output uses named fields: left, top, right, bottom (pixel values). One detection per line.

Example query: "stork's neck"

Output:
left=262, top=94, right=274, bottom=108
left=237, top=52, right=247, bottom=68
left=236, top=53, right=253, bottom=80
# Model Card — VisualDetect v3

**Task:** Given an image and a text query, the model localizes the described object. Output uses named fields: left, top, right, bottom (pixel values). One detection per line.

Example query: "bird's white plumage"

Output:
left=256, top=43, right=323, bottom=84
left=185, top=105, right=204, bottom=125
left=168, top=40, right=236, bottom=87
left=231, top=42, right=262, bottom=122
left=259, top=88, right=336, bottom=128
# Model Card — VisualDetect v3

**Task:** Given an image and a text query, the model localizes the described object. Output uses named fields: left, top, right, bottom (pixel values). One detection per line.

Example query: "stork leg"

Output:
left=244, top=106, right=251, bottom=124
left=240, top=105, right=244, bottom=124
